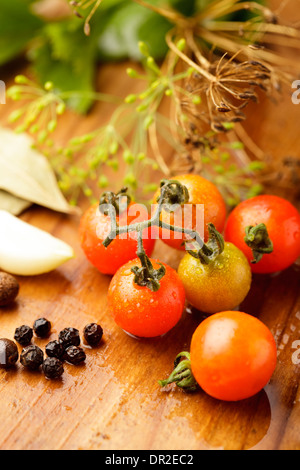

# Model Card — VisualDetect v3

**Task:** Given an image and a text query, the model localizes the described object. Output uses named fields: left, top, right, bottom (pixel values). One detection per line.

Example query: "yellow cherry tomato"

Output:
left=178, top=242, right=252, bottom=314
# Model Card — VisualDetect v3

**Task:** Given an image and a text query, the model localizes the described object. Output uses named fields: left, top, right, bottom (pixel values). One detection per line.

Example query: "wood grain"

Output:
left=0, top=2, right=300, bottom=450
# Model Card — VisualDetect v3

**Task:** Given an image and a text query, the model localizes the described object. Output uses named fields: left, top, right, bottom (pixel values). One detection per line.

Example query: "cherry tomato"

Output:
left=177, top=242, right=252, bottom=314
left=190, top=311, right=277, bottom=401
left=79, top=203, right=155, bottom=275
left=153, top=174, right=227, bottom=251
left=224, top=195, right=300, bottom=273
left=108, top=258, right=186, bottom=338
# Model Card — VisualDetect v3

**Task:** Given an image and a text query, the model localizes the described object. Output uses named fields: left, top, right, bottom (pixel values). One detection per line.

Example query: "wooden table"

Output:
left=0, top=9, right=300, bottom=451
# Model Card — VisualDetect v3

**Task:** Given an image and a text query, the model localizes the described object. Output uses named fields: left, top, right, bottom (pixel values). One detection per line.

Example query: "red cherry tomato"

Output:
left=153, top=174, right=227, bottom=250
left=79, top=203, right=155, bottom=275
left=190, top=311, right=277, bottom=401
left=108, top=258, right=186, bottom=338
left=225, top=195, right=300, bottom=273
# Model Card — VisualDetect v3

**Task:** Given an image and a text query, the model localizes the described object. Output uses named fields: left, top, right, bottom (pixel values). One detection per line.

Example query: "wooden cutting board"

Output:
left=0, top=54, right=300, bottom=450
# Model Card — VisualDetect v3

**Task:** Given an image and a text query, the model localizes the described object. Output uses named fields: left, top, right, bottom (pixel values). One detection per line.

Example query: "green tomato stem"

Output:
left=158, top=352, right=198, bottom=392
left=99, top=187, right=131, bottom=216
left=102, top=179, right=203, bottom=248
left=187, top=222, right=225, bottom=264
left=131, top=231, right=166, bottom=292
left=101, top=179, right=213, bottom=290
left=244, top=223, right=274, bottom=264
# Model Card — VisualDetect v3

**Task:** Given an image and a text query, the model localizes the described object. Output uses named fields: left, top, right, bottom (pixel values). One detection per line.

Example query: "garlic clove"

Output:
left=0, top=210, right=74, bottom=276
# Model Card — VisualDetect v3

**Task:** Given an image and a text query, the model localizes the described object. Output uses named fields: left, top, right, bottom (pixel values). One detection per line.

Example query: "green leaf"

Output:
left=0, top=0, right=44, bottom=66
left=96, top=1, right=171, bottom=61
left=30, top=18, right=99, bottom=113
left=138, top=14, right=171, bottom=60
left=93, top=0, right=263, bottom=61
left=170, top=0, right=197, bottom=16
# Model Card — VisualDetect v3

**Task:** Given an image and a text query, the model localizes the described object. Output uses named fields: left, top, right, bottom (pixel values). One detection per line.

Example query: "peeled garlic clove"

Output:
left=0, top=210, right=74, bottom=276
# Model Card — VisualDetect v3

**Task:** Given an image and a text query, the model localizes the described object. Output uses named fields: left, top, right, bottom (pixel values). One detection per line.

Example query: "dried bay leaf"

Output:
left=0, top=190, right=31, bottom=215
left=0, top=127, right=79, bottom=215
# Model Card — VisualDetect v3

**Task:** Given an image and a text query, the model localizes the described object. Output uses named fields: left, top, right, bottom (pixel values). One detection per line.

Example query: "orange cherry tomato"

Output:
left=79, top=203, right=155, bottom=275
left=107, top=258, right=186, bottom=338
left=153, top=174, right=227, bottom=251
left=225, top=195, right=300, bottom=273
left=190, top=311, right=277, bottom=401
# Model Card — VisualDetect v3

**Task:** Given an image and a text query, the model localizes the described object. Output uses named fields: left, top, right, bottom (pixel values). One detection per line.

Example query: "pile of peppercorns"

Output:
left=0, top=318, right=103, bottom=380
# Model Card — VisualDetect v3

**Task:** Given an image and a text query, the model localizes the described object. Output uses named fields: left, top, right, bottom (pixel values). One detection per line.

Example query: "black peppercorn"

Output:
left=83, top=323, right=103, bottom=347
left=0, top=339, right=19, bottom=369
left=59, top=328, right=80, bottom=349
left=14, top=325, right=33, bottom=346
left=20, top=345, right=44, bottom=370
left=64, top=345, right=86, bottom=365
left=33, top=318, right=51, bottom=338
left=43, top=357, right=64, bottom=379
left=45, top=340, right=64, bottom=360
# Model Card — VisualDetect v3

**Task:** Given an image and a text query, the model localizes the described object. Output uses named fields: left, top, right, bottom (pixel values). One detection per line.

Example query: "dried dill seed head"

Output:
left=0, top=339, right=19, bottom=369
left=180, top=59, right=272, bottom=138
left=14, top=325, right=33, bottom=346
left=20, top=345, right=44, bottom=370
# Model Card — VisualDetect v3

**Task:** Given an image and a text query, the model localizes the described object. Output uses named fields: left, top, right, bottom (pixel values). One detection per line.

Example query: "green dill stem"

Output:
left=59, top=90, right=121, bottom=104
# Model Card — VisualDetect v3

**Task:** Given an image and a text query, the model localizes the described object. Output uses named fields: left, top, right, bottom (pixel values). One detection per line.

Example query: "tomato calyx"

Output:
left=131, top=232, right=166, bottom=292
left=157, top=179, right=190, bottom=210
left=99, top=187, right=131, bottom=217
left=244, top=223, right=274, bottom=264
left=158, top=352, right=198, bottom=392
left=186, top=223, right=225, bottom=265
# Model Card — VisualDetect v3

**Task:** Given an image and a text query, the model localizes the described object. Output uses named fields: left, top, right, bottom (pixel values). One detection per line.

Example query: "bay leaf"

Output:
left=0, top=190, right=31, bottom=215
left=0, top=127, right=80, bottom=215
